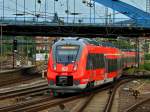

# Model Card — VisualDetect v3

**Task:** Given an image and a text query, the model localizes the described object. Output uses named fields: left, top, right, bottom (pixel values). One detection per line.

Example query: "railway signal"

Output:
left=13, top=39, right=17, bottom=52
left=13, top=39, right=17, bottom=69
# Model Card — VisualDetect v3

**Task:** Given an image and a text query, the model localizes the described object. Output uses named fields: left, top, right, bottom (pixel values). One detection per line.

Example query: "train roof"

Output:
left=57, top=37, right=117, bottom=48
left=54, top=37, right=141, bottom=52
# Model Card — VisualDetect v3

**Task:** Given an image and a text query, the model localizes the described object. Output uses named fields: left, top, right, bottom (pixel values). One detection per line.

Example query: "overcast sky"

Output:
left=0, top=0, right=147, bottom=23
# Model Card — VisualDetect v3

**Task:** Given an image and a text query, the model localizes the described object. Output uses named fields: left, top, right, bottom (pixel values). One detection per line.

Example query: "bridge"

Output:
left=0, top=0, right=150, bottom=37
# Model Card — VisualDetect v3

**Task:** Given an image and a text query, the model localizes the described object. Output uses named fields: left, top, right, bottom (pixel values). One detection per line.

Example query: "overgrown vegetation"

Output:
left=125, top=62, right=150, bottom=74
left=142, top=53, right=150, bottom=71
left=145, top=53, right=150, bottom=60
left=143, top=62, right=150, bottom=71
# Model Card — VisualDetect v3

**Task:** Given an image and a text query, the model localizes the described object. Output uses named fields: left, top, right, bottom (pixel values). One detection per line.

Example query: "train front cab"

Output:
left=47, top=42, right=92, bottom=94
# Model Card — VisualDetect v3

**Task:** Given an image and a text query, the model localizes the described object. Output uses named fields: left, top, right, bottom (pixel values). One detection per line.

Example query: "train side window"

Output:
left=99, top=54, right=104, bottom=68
left=94, top=53, right=104, bottom=69
left=86, top=53, right=104, bottom=70
left=112, top=59, right=115, bottom=71
left=118, top=58, right=122, bottom=69
left=93, top=54, right=97, bottom=69
left=115, top=59, right=118, bottom=70
left=86, top=54, right=93, bottom=70
left=107, top=59, right=118, bottom=72
left=86, top=54, right=90, bottom=70
left=108, top=59, right=111, bottom=72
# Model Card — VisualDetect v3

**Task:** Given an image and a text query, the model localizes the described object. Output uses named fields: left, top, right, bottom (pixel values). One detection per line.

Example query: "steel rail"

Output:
left=0, top=76, right=138, bottom=112
left=72, top=84, right=114, bottom=112
left=0, top=96, right=54, bottom=112
left=103, top=79, right=133, bottom=112
left=0, top=75, right=40, bottom=87
left=124, top=97, right=150, bottom=112
left=0, top=84, right=47, bottom=100
left=76, top=93, right=95, bottom=112
left=3, top=95, right=84, bottom=112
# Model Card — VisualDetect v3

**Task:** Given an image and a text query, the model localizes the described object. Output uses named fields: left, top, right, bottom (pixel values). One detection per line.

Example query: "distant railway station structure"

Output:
left=0, top=0, right=150, bottom=37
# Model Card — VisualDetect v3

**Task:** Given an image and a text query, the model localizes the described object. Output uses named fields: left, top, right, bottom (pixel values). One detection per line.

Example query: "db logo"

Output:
left=62, top=67, right=68, bottom=71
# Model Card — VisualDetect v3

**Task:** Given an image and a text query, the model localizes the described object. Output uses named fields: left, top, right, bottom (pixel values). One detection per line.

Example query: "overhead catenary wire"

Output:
left=0, top=2, right=55, bottom=20
left=0, top=0, right=111, bottom=24
left=0, top=0, right=134, bottom=25
left=0, top=0, right=52, bottom=19
left=10, top=0, right=33, bottom=15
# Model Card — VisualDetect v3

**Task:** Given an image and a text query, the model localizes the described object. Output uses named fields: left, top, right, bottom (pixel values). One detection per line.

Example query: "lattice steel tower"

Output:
left=146, top=0, right=150, bottom=13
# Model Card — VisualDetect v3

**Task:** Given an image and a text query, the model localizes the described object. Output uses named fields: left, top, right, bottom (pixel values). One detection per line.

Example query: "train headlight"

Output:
left=73, top=64, right=78, bottom=71
left=53, top=64, right=56, bottom=70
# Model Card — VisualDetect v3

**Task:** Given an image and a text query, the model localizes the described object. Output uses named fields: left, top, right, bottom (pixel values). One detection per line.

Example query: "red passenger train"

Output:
left=47, top=38, right=142, bottom=95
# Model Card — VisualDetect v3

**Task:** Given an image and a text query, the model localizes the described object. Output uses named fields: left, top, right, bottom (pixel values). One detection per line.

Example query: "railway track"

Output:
left=0, top=74, right=40, bottom=87
left=0, top=94, right=84, bottom=112
left=74, top=86, right=111, bottom=112
left=72, top=79, right=133, bottom=112
left=0, top=79, right=48, bottom=100
left=0, top=96, right=53, bottom=112
left=103, top=79, right=133, bottom=112
left=125, top=97, right=150, bottom=112
left=0, top=83, right=112, bottom=112
left=0, top=84, right=48, bottom=100
left=0, top=76, right=146, bottom=112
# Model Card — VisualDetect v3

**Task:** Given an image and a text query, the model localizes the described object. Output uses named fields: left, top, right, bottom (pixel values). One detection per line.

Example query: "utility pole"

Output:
left=66, top=0, right=69, bottom=23
left=73, top=0, right=75, bottom=23
left=3, top=0, right=4, bottom=20
left=45, top=0, right=47, bottom=22
left=0, top=26, right=2, bottom=71
left=113, top=10, right=115, bottom=24
left=54, top=0, right=56, bottom=14
left=13, top=39, right=17, bottom=69
left=90, top=0, right=92, bottom=24
left=93, top=0, right=96, bottom=23
left=105, top=7, right=108, bottom=25
left=24, top=0, right=25, bottom=23
left=15, top=0, right=18, bottom=23
left=136, top=38, right=140, bottom=68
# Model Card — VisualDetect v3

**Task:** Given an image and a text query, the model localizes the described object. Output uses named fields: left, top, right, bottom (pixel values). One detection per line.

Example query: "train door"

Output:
left=86, top=53, right=94, bottom=88
left=104, top=55, right=108, bottom=82
left=117, top=58, right=122, bottom=78
left=87, top=53, right=94, bottom=82
left=89, top=55, right=94, bottom=83
left=104, top=55, right=114, bottom=83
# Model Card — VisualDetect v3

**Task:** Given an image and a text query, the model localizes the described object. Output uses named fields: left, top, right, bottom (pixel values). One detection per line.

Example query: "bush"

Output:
left=145, top=53, right=150, bottom=60
left=144, top=62, right=150, bottom=71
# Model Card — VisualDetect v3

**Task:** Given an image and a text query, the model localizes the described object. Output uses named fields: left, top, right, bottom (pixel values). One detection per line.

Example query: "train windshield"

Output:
left=56, top=45, right=79, bottom=64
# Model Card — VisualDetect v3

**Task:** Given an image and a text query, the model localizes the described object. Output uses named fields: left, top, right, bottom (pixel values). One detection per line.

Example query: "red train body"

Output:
left=47, top=38, right=143, bottom=94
